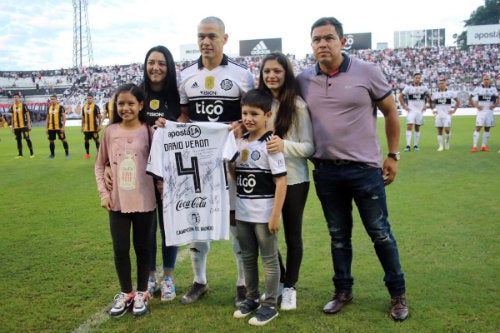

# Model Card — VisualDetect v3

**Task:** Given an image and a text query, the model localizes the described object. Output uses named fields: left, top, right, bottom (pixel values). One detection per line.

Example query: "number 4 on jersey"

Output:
left=175, top=152, right=201, bottom=193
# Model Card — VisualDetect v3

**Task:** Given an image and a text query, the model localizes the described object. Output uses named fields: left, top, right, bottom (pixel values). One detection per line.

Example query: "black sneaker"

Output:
left=181, top=282, right=208, bottom=304
left=233, top=298, right=259, bottom=318
left=234, top=285, right=247, bottom=307
left=248, top=304, right=279, bottom=326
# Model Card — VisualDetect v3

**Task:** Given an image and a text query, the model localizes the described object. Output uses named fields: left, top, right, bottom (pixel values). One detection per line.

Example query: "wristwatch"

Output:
left=387, top=152, right=400, bottom=161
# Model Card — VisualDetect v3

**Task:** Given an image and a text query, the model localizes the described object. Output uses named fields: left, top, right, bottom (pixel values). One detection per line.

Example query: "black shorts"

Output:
left=14, top=127, right=30, bottom=139
left=48, top=129, right=66, bottom=141
left=83, top=131, right=99, bottom=141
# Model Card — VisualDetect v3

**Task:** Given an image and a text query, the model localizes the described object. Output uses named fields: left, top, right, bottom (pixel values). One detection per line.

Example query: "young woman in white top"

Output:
left=258, top=52, right=314, bottom=310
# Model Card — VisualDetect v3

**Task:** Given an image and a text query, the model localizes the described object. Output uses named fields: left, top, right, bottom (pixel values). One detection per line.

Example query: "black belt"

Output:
left=312, top=158, right=355, bottom=167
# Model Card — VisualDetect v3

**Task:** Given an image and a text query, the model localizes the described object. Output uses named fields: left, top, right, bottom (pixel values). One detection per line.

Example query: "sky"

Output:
left=0, top=0, right=486, bottom=71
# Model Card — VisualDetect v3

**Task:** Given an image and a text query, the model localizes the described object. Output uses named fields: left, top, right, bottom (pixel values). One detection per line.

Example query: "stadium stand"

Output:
left=1, top=44, right=498, bottom=122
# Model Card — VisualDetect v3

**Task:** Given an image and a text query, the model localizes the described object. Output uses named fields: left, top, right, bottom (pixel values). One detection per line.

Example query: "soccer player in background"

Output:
left=469, top=74, right=499, bottom=152
left=430, top=77, right=460, bottom=151
left=9, top=92, right=35, bottom=158
left=81, top=92, right=102, bottom=159
left=399, top=73, right=430, bottom=152
left=46, top=94, right=70, bottom=158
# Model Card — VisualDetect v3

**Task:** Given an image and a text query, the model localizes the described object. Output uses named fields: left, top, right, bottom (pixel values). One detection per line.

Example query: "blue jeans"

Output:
left=313, top=162, right=406, bottom=297
left=150, top=198, right=178, bottom=273
left=236, top=220, right=280, bottom=306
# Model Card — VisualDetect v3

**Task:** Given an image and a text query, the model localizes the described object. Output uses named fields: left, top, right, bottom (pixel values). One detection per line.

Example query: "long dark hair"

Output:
left=111, top=83, right=147, bottom=124
left=141, top=45, right=180, bottom=118
left=257, top=52, right=299, bottom=138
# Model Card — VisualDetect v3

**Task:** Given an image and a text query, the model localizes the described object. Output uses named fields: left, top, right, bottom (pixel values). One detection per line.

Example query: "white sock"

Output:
left=414, top=131, right=421, bottom=146
left=482, top=132, right=490, bottom=147
left=437, top=135, right=443, bottom=147
left=406, top=130, right=412, bottom=146
left=231, top=225, right=245, bottom=286
left=190, top=241, right=209, bottom=285
left=473, top=130, right=480, bottom=147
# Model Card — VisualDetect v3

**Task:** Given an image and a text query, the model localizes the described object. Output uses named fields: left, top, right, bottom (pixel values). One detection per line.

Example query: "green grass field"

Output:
left=0, top=116, right=498, bottom=333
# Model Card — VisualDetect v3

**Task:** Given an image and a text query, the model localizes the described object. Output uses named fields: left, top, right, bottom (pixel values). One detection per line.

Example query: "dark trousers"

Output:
left=313, top=162, right=406, bottom=296
left=109, top=210, right=155, bottom=293
left=279, top=181, right=310, bottom=288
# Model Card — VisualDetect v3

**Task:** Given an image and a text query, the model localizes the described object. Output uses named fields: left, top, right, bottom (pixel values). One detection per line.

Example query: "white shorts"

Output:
left=475, top=110, right=496, bottom=127
left=406, top=110, right=424, bottom=126
left=435, top=114, right=452, bottom=128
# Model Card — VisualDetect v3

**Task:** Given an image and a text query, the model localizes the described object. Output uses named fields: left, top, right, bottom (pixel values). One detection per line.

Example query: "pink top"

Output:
left=297, top=54, right=392, bottom=168
left=95, top=123, right=156, bottom=213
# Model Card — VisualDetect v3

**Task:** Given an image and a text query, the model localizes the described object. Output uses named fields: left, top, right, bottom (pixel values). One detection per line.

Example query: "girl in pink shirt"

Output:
left=95, top=83, right=156, bottom=317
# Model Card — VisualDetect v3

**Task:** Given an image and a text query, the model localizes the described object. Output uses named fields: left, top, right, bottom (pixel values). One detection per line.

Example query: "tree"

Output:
left=455, top=0, right=500, bottom=48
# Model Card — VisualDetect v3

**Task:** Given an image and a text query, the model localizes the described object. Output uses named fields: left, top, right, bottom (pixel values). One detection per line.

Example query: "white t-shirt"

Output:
left=401, top=84, right=430, bottom=112
left=179, top=55, right=255, bottom=123
left=431, top=90, right=458, bottom=116
left=234, top=131, right=287, bottom=223
left=147, top=122, right=237, bottom=246
left=471, top=85, right=499, bottom=110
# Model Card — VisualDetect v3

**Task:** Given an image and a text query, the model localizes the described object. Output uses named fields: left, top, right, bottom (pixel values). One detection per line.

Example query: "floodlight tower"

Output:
left=73, top=0, right=94, bottom=68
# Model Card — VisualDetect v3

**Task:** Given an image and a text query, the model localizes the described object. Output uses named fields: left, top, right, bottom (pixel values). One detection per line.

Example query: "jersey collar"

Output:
left=242, top=130, right=273, bottom=142
left=197, top=54, right=229, bottom=70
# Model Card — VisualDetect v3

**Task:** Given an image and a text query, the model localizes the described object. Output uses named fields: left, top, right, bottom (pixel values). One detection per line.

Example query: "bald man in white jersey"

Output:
left=469, top=74, right=499, bottom=152
left=158, top=16, right=255, bottom=307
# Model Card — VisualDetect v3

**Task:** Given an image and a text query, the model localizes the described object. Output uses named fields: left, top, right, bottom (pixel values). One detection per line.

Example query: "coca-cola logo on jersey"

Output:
left=236, top=174, right=256, bottom=194
left=176, top=197, right=207, bottom=211
left=168, top=125, right=202, bottom=139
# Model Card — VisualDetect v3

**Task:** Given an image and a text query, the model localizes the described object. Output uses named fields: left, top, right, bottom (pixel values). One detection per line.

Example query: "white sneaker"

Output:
left=445, top=142, right=450, bottom=150
left=280, top=287, right=297, bottom=310
left=260, top=282, right=283, bottom=301
left=437, top=146, right=443, bottom=152
left=132, top=291, right=149, bottom=316
left=108, top=292, right=134, bottom=317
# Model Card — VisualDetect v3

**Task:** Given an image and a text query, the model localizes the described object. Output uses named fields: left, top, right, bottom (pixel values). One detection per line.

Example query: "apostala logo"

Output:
left=168, top=125, right=202, bottom=139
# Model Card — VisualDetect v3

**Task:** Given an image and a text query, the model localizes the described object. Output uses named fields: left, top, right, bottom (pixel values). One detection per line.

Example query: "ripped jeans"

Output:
left=313, top=162, right=406, bottom=297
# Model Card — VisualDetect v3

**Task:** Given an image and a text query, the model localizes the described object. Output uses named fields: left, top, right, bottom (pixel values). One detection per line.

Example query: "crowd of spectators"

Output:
left=1, top=43, right=498, bottom=119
